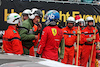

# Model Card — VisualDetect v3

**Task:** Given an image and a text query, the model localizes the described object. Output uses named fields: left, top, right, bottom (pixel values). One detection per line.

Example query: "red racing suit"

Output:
left=37, top=26, right=63, bottom=61
left=3, top=26, right=23, bottom=55
left=61, top=26, right=77, bottom=65
left=81, top=26, right=99, bottom=67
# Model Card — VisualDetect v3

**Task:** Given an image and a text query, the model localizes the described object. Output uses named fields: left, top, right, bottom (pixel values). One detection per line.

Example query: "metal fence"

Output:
left=18, top=0, right=100, bottom=5
left=2, top=0, right=100, bottom=5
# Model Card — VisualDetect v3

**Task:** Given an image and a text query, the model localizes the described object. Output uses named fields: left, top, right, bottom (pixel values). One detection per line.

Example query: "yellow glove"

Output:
left=77, top=30, right=81, bottom=35
left=74, top=47, right=77, bottom=52
left=96, top=42, right=99, bottom=50
left=91, top=35, right=96, bottom=40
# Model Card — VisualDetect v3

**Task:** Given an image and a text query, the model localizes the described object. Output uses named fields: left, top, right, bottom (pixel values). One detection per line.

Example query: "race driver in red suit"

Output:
left=36, top=10, right=65, bottom=61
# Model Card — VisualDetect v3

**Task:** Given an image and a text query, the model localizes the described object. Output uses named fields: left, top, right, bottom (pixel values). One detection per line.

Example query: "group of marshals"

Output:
left=2, top=8, right=99, bottom=67
left=61, top=15, right=99, bottom=67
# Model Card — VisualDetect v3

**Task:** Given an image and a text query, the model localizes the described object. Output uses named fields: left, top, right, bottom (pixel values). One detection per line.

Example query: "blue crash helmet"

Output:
left=44, top=10, right=60, bottom=26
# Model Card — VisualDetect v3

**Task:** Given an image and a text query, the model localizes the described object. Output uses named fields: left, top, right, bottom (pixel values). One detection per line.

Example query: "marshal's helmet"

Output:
left=22, top=9, right=31, bottom=15
left=67, top=16, right=75, bottom=24
left=86, top=16, right=95, bottom=26
left=7, top=13, right=21, bottom=24
left=22, top=9, right=31, bottom=21
left=28, top=8, right=43, bottom=20
left=76, top=18, right=85, bottom=26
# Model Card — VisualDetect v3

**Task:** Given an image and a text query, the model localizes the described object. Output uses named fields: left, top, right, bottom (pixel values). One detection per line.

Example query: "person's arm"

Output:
left=36, top=28, right=47, bottom=56
left=59, top=38, right=65, bottom=59
left=79, top=33, right=86, bottom=44
left=96, top=30, right=99, bottom=50
left=12, top=39, right=23, bottom=55
left=35, top=23, right=42, bottom=35
left=19, top=23, right=35, bottom=40
left=11, top=34, right=23, bottom=55
left=96, top=30, right=99, bottom=42
left=85, top=29, right=98, bottom=42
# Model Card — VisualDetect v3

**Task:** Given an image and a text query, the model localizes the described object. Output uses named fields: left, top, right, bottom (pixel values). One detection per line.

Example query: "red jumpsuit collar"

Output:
left=49, top=25, right=58, bottom=28
left=66, top=26, right=74, bottom=30
left=8, top=25, right=17, bottom=31
left=87, top=26, right=93, bottom=30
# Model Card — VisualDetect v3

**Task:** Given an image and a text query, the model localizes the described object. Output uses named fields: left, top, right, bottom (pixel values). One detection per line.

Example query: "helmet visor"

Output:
left=67, top=21, right=74, bottom=23
left=87, top=20, right=93, bottom=22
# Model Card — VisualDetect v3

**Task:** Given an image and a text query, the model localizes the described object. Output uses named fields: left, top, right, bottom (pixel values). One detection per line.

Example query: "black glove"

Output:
left=36, top=53, right=39, bottom=57
left=58, top=24, right=63, bottom=29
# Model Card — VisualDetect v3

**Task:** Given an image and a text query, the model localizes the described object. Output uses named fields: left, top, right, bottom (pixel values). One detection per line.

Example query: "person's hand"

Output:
left=87, top=35, right=96, bottom=42
left=1, top=45, right=4, bottom=52
left=86, top=38, right=93, bottom=42
left=74, top=47, right=77, bottom=52
left=37, top=23, right=42, bottom=31
left=77, top=30, right=81, bottom=35
left=96, top=42, right=99, bottom=50
left=91, top=35, right=96, bottom=40
left=35, top=35, right=38, bottom=40
left=58, top=58, right=63, bottom=62
left=36, top=53, right=39, bottom=57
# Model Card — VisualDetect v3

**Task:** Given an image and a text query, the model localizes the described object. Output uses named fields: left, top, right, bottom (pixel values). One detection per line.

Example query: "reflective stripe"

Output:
left=76, top=43, right=84, bottom=46
left=3, top=37, right=21, bottom=41
left=37, top=45, right=41, bottom=53
left=82, top=32, right=98, bottom=35
left=84, top=33, right=94, bottom=35
left=79, top=44, right=84, bottom=46
left=85, top=42, right=96, bottom=45
left=65, top=45, right=73, bottom=48
left=85, top=42, right=92, bottom=45
left=64, top=33, right=76, bottom=35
